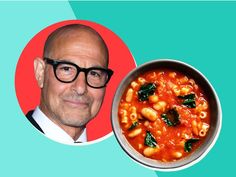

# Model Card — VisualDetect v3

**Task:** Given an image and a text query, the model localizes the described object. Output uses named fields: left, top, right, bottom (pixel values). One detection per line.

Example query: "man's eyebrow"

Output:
left=53, top=59, right=77, bottom=65
left=55, top=59, right=107, bottom=69
left=56, top=59, right=72, bottom=63
left=90, top=65, right=107, bottom=69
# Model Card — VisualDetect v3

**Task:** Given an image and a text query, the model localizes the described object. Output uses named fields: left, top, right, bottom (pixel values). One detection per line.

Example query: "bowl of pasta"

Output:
left=111, top=59, right=221, bottom=171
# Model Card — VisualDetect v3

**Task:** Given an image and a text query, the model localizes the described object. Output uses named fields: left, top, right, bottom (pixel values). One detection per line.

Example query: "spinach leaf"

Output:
left=184, top=138, right=199, bottom=152
left=178, top=93, right=196, bottom=108
left=178, top=93, right=195, bottom=100
left=144, top=131, right=157, bottom=148
left=128, top=121, right=139, bottom=130
left=138, top=83, right=156, bottom=101
left=161, top=108, right=180, bottom=126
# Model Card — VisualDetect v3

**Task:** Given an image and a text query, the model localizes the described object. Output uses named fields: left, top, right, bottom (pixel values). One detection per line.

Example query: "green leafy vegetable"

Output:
left=161, top=108, right=180, bottom=126
left=138, top=83, right=156, bottom=101
left=178, top=93, right=196, bottom=108
left=144, top=131, right=157, bottom=148
left=184, top=138, right=199, bottom=152
left=128, top=121, right=139, bottom=130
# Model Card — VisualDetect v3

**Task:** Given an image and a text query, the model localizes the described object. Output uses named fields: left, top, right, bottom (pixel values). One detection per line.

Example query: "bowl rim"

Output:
left=111, top=58, right=222, bottom=171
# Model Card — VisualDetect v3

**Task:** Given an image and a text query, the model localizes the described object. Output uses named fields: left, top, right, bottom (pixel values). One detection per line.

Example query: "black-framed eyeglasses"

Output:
left=44, top=57, right=113, bottom=89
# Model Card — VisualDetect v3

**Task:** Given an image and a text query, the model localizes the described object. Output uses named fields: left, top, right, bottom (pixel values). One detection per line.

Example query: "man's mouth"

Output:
left=63, top=99, right=90, bottom=108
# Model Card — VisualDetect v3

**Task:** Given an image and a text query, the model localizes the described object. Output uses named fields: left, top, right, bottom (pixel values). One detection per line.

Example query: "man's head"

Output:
left=34, top=24, right=112, bottom=130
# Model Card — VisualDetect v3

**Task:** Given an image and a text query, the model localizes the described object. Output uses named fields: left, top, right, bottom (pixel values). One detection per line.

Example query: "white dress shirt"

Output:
left=32, top=107, right=87, bottom=145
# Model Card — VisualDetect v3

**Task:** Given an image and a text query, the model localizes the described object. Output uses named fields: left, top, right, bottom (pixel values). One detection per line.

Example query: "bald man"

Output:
left=26, top=24, right=113, bottom=145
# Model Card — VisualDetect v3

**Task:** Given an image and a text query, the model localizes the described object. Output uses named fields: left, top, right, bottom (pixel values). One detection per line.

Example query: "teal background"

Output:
left=1, top=1, right=235, bottom=177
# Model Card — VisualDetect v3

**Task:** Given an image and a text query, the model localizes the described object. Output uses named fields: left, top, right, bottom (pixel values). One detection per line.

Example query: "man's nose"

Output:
left=71, top=72, right=87, bottom=95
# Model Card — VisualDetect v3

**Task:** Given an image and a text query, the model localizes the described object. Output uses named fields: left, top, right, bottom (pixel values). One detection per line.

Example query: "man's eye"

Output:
left=89, top=70, right=102, bottom=78
left=57, top=65, right=75, bottom=75
left=58, top=65, right=73, bottom=72
left=61, top=66, right=71, bottom=71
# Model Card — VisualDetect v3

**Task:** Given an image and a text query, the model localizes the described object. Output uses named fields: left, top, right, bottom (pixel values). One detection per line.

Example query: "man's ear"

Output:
left=34, top=57, right=45, bottom=88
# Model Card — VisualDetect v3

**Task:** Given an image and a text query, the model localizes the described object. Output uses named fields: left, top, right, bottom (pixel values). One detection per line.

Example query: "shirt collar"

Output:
left=32, top=107, right=87, bottom=145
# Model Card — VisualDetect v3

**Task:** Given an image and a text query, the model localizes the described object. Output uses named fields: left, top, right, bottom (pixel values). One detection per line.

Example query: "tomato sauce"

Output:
left=118, top=69, right=210, bottom=162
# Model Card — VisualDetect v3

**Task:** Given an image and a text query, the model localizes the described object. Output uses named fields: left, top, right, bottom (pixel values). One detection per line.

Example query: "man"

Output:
left=26, top=24, right=113, bottom=145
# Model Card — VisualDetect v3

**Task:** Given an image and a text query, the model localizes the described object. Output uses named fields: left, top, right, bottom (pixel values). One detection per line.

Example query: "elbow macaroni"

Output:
left=199, top=123, right=209, bottom=137
left=200, top=111, right=207, bottom=119
left=137, top=77, right=146, bottom=84
left=130, top=112, right=137, bottom=120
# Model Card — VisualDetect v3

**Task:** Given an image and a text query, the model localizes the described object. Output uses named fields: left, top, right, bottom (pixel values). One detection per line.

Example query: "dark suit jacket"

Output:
left=26, top=110, right=85, bottom=143
left=26, top=110, right=44, bottom=133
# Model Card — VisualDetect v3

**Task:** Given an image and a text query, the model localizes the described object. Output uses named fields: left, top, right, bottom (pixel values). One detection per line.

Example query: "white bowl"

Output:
left=111, top=59, right=222, bottom=171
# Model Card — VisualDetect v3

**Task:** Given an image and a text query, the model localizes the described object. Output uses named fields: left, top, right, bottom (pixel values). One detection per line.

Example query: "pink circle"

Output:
left=15, top=20, right=136, bottom=142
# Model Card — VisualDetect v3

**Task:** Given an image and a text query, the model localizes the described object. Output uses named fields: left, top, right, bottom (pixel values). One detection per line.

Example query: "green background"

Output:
left=1, top=1, right=235, bottom=177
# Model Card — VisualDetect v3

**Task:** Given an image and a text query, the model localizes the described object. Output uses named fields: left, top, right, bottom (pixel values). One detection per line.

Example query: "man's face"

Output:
left=37, top=30, right=107, bottom=128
